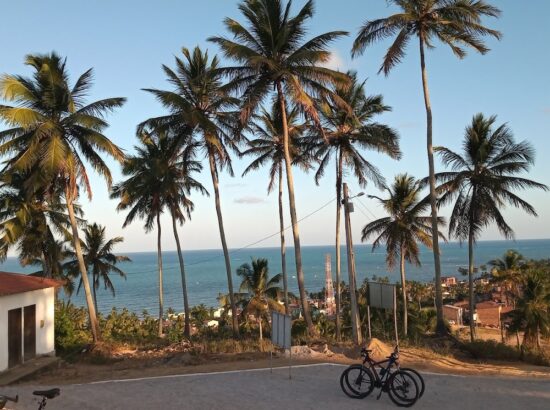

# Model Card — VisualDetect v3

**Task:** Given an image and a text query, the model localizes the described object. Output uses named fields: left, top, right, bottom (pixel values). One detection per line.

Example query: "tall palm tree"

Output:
left=236, top=258, right=284, bottom=341
left=65, top=223, right=130, bottom=313
left=140, top=47, right=241, bottom=337
left=352, top=0, right=501, bottom=334
left=241, top=99, right=310, bottom=315
left=362, top=174, right=445, bottom=336
left=209, top=0, right=349, bottom=334
left=165, top=138, right=208, bottom=338
left=111, top=129, right=206, bottom=337
left=312, top=70, right=401, bottom=340
left=0, top=53, right=125, bottom=342
left=433, top=114, right=548, bottom=341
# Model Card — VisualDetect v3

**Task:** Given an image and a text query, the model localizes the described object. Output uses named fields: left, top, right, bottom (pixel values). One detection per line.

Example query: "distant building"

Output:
left=443, top=305, right=463, bottom=326
left=324, top=254, right=336, bottom=316
left=452, top=299, right=513, bottom=328
left=441, top=276, right=457, bottom=287
left=0, top=272, right=62, bottom=372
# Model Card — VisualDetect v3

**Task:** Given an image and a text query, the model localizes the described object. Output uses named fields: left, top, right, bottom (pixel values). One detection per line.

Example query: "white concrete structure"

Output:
left=0, top=272, right=60, bottom=372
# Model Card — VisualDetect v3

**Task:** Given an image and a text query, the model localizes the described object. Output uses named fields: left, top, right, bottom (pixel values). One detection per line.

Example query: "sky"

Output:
left=1, top=0, right=549, bottom=253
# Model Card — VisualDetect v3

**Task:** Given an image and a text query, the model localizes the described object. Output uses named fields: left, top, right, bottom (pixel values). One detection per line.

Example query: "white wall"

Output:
left=0, top=288, right=55, bottom=372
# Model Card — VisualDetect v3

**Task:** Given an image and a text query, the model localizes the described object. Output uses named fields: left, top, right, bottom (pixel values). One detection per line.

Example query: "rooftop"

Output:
left=0, top=271, right=63, bottom=297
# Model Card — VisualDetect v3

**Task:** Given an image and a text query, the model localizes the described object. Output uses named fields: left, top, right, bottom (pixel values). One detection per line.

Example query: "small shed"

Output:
left=443, top=304, right=463, bottom=326
left=0, top=272, right=62, bottom=372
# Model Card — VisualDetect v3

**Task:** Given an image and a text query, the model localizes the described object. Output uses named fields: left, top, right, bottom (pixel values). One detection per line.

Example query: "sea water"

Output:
left=1, top=240, right=548, bottom=315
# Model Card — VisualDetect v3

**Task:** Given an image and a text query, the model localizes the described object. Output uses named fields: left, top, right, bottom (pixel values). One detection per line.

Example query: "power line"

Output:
left=126, top=196, right=337, bottom=274
left=354, top=195, right=379, bottom=221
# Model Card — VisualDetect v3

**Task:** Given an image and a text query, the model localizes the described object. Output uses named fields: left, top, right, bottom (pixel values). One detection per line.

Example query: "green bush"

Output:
left=54, top=300, right=91, bottom=353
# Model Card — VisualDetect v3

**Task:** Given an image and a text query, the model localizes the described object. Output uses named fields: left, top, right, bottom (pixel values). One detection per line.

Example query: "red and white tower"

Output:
left=325, top=254, right=336, bottom=316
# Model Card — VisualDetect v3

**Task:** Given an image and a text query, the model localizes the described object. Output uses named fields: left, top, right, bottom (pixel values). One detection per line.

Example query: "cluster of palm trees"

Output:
left=0, top=0, right=547, bottom=346
left=489, top=251, right=550, bottom=350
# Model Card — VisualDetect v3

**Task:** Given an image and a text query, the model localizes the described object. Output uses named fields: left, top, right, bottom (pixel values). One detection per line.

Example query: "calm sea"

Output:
left=1, top=240, right=548, bottom=315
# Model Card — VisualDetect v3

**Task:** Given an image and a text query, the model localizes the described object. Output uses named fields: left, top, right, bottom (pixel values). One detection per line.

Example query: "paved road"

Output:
left=2, top=364, right=549, bottom=409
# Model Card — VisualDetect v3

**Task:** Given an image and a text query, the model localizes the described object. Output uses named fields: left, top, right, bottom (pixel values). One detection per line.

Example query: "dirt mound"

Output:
left=365, top=338, right=395, bottom=359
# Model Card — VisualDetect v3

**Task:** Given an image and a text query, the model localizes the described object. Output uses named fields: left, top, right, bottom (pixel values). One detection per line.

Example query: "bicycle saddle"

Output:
left=33, top=388, right=60, bottom=399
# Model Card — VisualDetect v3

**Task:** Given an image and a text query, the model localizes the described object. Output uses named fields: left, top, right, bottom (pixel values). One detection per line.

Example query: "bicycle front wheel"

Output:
left=340, top=364, right=375, bottom=399
left=388, top=370, right=419, bottom=407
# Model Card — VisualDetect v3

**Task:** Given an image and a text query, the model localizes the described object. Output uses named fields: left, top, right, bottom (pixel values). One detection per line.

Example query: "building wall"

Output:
left=443, top=305, right=463, bottom=325
left=0, top=288, right=55, bottom=372
left=477, top=306, right=502, bottom=328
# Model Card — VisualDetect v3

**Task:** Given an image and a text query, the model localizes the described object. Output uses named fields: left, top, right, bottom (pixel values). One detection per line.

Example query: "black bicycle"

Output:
left=340, top=346, right=423, bottom=407
left=0, top=388, right=60, bottom=410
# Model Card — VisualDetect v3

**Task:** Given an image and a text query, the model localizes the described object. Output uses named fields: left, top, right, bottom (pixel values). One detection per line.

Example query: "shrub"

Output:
left=54, top=300, right=91, bottom=353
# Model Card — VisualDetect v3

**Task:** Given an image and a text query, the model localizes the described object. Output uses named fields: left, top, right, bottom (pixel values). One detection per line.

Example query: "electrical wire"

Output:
left=125, top=196, right=337, bottom=274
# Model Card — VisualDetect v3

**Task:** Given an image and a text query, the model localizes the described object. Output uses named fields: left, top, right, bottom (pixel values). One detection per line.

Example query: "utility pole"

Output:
left=343, top=183, right=362, bottom=346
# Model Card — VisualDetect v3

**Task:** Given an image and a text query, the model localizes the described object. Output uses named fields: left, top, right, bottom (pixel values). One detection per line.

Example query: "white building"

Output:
left=0, top=272, right=61, bottom=372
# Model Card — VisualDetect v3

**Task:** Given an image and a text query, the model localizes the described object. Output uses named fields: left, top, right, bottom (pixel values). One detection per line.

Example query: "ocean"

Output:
left=1, top=239, right=548, bottom=315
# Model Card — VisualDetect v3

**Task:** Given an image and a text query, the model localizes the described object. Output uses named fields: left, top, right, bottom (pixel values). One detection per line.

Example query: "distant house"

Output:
left=0, top=272, right=62, bottom=372
left=443, top=305, right=463, bottom=326
left=441, top=276, right=457, bottom=287
left=452, top=299, right=513, bottom=328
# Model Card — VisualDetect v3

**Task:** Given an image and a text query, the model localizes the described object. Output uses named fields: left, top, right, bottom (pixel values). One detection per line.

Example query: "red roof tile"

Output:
left=0, top=271, right=63, bottom=296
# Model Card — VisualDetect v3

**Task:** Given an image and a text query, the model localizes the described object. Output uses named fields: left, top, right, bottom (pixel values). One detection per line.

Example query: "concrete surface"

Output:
left=1, top=363, right=549, bottom=409
left=0, top=356, right=59, bottom=387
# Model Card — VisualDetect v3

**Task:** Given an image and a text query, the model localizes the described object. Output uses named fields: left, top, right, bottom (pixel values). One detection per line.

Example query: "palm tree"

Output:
left=65, top=223, right=130, bottom=313
left=241, top=99, right=310, bottom=315
left=165, top=138, right=208, bottom=338
left=433, top=114, right=548, bottom=341
left=508, top=269, right=550, bottom=350
left=362, top=174, right=445, bottom=336
left=236, top=258, right=284, bottom=341
left=312, top=70, right=401, bottom=340
left=111, top=129, right=206, bottom=337
left=489, top=249, right=526, bottom=306
left=0, top=172, right=73, bottom=276
left=0, top=53, right=125, bottom=342
left=209, top=0, right=349, bottom=334
left=352, top=0, right=501, bottom=334
left=140, top=47, right=241, bottom=337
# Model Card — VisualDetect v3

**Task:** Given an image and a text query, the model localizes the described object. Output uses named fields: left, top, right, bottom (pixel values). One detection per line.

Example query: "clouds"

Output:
left=234, top=196, right=265, bottom=204
left=225, top=182, right=247, bottom=188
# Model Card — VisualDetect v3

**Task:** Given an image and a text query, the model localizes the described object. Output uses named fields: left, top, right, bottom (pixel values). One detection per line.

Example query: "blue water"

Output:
left=1, top=240, right=548, bottom=315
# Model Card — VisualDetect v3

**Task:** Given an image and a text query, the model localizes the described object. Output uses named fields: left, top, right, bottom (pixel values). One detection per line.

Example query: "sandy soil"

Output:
left=20, top=338, right=550, bottom=386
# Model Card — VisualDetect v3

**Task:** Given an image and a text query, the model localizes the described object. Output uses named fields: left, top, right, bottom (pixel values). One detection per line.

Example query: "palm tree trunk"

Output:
left=419, top=35, right=445, bottom=335
left=41, top=248, right=52, bottom=278
left=278, top=162, right=290, bottom=315
left=276, top=81, right=314, bottom=335
left=171, top=213, right=191, bottom=338
left=468, top=230, right=476, bottom=342
left=156, top=213, right=164, bottom=337
left=335, top=149, right=343, bottom=341
left=92, top=271, right=99, bottom=315
left=66, top=191, right=100, bottom=342
left=207, top=152, right=239, bottom=337
left=400, top=245, right=408, bottom=336
left=259, top=316, right=263, bottom=341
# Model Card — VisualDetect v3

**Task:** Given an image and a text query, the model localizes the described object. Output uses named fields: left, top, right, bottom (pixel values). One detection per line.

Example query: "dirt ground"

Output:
left=20, top=338, right=550, bottom=386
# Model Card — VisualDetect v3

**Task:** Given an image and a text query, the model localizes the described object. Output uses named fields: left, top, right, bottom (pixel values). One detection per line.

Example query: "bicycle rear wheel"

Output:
left=388, top=370, right=419, bottom=407
left=340, top=364, right=375, bottom=399
left=400, top=368, right=425, bottom=399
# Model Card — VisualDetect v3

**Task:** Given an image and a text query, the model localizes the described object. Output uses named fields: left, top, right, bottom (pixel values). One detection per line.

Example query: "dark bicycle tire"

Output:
left=388, top=370, right=419, bottom=407
left=340, top=364, right=375, bottom=399
left=400, top=367, right=425, bottom=398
